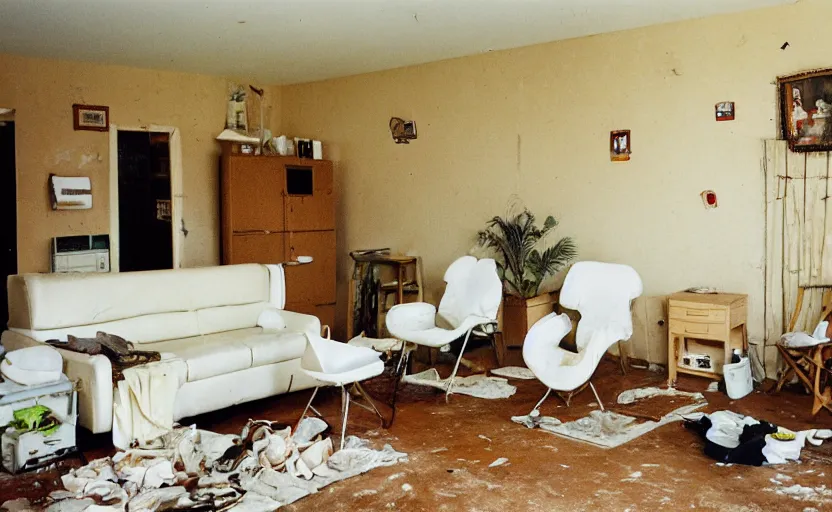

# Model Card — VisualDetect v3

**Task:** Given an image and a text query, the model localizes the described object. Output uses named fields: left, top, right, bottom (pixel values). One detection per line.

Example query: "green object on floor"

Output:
left=8, top=404, right=60, bottom=436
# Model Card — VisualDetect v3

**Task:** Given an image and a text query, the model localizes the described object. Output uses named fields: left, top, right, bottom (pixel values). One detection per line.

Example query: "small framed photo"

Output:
left=73, top=104, right=109, bottom=131
left=610, top=130, right=631, bottom=162
left=715, top=102, right=735, bottom=121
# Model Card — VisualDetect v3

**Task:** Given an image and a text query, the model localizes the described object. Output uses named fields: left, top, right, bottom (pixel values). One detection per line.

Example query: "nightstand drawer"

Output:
left=670, top=320, right=727, bottom=340
left=669, top=304, right=727, bottom=324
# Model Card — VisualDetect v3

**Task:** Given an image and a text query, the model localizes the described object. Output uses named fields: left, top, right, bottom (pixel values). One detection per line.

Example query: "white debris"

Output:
left=642, top=464, right=660, bottom=468
left=6, top=419, right=407, bottom=512
left=490, top=367, right=536, bottom=380
left=403, top=369, right=517, bottom=399
left=388, top=472, right=405, bottom=481
left=620, top=473, right=642, bottom=483
left=617, top=386, right=704, bottom=405
left=401, top=483, right=413, bottom=492
left=775, top=473, right=794, bottom=481
left=488, top=458, right=509, bottom=468
left=706, top=381, right=720, bottom=392
left=430, top=447, right=448, bottom=454
left=478, top=435, right=492, bottom=442
left=353, top=489, right=378, bottom=498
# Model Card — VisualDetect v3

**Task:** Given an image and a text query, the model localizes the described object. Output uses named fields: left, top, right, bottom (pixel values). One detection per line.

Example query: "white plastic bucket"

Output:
left=723, top=357, right=753, bottom=400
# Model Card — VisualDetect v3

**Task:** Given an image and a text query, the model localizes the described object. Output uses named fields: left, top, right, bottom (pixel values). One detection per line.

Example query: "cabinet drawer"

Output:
left=669, top=305, right=726, bottom=324
left=670, top=320, right=727, bottom=340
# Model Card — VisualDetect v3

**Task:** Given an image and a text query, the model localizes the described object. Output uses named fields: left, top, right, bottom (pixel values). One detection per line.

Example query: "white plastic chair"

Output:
left=298, top=334, right=386, bottom=449
left=385, top=256, right=502, bottom=398
left=523, top=261, right=643, bottom=412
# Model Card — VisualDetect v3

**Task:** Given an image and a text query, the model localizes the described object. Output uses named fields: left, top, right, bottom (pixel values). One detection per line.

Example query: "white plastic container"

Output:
left=723, top=356, right=753, bottom=400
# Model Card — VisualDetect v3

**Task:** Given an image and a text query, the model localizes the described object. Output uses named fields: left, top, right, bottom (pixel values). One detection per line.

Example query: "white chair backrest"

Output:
left=558, top=261, right=643, bottom=351
left=437, top=256, right=503, bottom=329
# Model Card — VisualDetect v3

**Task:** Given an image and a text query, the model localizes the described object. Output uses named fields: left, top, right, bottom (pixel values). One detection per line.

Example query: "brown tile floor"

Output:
left=3, top=347, right=832, bottom=511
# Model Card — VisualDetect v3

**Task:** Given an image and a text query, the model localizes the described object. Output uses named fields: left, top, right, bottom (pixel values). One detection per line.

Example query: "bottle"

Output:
left=730, top=349, right=741, bottom=364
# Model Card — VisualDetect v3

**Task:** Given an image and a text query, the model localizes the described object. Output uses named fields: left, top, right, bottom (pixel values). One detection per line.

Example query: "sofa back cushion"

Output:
left=8, top=264, right=270, bottom=337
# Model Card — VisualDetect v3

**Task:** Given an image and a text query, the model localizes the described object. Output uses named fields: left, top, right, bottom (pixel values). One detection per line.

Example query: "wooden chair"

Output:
left=776, top=286, right=832, bottom=416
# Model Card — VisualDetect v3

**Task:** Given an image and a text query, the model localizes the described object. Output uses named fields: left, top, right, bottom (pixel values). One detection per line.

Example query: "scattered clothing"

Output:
left=48, top=332, right=161, bottom=383
left=684, top=410, right=832, bottom=466
left=617, top=386, right=704, bottom=405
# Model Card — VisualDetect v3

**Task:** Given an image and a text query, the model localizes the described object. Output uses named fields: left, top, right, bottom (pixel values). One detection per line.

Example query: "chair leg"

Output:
left=589, top=381, right=605, bottom=412
left=296, top=387, right=319, bottom=429
left=352, top=382, right=386, bottom=427
left=445, top=328, right=474, bottom=401
left=340, top=384, right=350, bottom=451
left=531, top=388, right=553, bottom=415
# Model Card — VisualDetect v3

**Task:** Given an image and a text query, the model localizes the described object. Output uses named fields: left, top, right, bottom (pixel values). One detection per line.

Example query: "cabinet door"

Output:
left=285, top=162, right=334, bottom=232
left=228, top=156, right=285, bottom=232
left=230, top=233, right=285, bottom=264
left=284, top=230, right=336, bottom=305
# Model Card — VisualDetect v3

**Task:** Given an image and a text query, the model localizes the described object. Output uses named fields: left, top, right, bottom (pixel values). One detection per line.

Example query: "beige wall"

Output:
left=280, top=0, right=831, bottom=354
left=0, top=53, right=277, bottom=273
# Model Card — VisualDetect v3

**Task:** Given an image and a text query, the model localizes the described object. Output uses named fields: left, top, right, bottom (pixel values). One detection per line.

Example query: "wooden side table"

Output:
left=667, top=292, right=748, bottom=386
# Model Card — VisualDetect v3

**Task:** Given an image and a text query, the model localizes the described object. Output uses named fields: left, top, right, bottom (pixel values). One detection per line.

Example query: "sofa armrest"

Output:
left=1, top=330, right=113, bottom=434
left=257, top=308, right=322, bottom=337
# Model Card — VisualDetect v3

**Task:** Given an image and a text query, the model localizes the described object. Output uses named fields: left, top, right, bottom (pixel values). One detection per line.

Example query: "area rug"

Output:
left=403, top=368, right=517, bottom=399
left=2, top=418, right=407, bottom=511
left=511, top=386, right=707, bottom=449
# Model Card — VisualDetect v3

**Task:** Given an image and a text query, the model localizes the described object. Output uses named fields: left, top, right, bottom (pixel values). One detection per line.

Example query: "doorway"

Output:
left=116, top=130, right=173, bottom=272
left=0, top=113, right=15, bottom=329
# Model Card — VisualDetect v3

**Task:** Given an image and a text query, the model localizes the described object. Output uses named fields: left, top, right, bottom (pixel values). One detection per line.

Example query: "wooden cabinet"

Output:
left=667, top=292, right=748, bottom=386
left=221, top=150, right=336, bottom=331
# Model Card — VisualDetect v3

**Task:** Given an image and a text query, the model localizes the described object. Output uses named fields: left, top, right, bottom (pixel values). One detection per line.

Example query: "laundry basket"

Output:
left=723, top=357, right=753, bottom=400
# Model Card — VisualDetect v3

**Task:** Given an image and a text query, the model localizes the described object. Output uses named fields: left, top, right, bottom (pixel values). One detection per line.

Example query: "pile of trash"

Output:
left=2, top=418, right=406, bottom=511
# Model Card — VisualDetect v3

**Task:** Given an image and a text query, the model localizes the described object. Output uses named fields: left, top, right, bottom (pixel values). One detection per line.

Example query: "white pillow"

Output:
left=1, top=345, right=63, bottom=386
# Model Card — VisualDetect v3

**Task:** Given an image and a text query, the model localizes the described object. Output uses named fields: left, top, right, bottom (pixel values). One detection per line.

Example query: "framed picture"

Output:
left=715, top=102, right=735, bottom=121
left=778, top=69, right=832, bottom=152
left=610, top=130, right=631, bottom=162
left=72, top=104, right=109, bottom=131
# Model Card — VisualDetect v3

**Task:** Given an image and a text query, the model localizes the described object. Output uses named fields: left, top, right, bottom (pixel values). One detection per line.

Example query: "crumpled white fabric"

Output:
left=763, top=428, right=832, bottom=464
left=705, top=411, right=760, bottom=449
left=402, top=368, right=517, bottom=399
left=112, top=358, right=187, bottom=450
left=780, top=320, right=830, bottom=348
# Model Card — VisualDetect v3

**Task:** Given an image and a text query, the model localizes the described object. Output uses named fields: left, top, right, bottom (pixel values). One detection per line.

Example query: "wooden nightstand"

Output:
left=667, top=292, right=748, bottom=386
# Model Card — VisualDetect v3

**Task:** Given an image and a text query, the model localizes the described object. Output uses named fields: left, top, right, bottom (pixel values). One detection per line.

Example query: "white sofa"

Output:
left=1, top=264, right=321, bottom=433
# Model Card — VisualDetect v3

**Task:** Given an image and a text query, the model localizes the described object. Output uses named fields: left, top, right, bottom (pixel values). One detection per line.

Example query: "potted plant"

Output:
left=477, top=208, right=577, bottom=347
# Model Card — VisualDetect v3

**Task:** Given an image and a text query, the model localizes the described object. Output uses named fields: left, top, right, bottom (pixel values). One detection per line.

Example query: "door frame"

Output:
left=108, top=124, right=183, bottom=272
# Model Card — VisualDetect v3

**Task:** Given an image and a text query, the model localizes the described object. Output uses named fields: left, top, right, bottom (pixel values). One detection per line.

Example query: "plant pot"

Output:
left=500, top=292, right=557, bottom=350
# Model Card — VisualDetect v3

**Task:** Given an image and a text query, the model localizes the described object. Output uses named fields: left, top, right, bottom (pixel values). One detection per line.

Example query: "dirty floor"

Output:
left=2, top=348, right=832, bottom=511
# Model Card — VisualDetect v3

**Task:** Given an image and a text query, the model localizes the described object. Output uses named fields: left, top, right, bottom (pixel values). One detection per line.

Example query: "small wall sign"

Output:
left=73, top=104, right=109, bottom=131
left=715, top=102, right=735, bottom=121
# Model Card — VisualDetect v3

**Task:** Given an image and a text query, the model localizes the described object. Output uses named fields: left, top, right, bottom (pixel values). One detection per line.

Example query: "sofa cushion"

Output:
left=240, top=331, right=307, bottom=367
left=146, top=327, right=308, bottom=382
left=196, top=303, right=267, bottom=335
left=15, top=312, right=201, bottom=344
left=8, top=264, right=270, bottom=331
